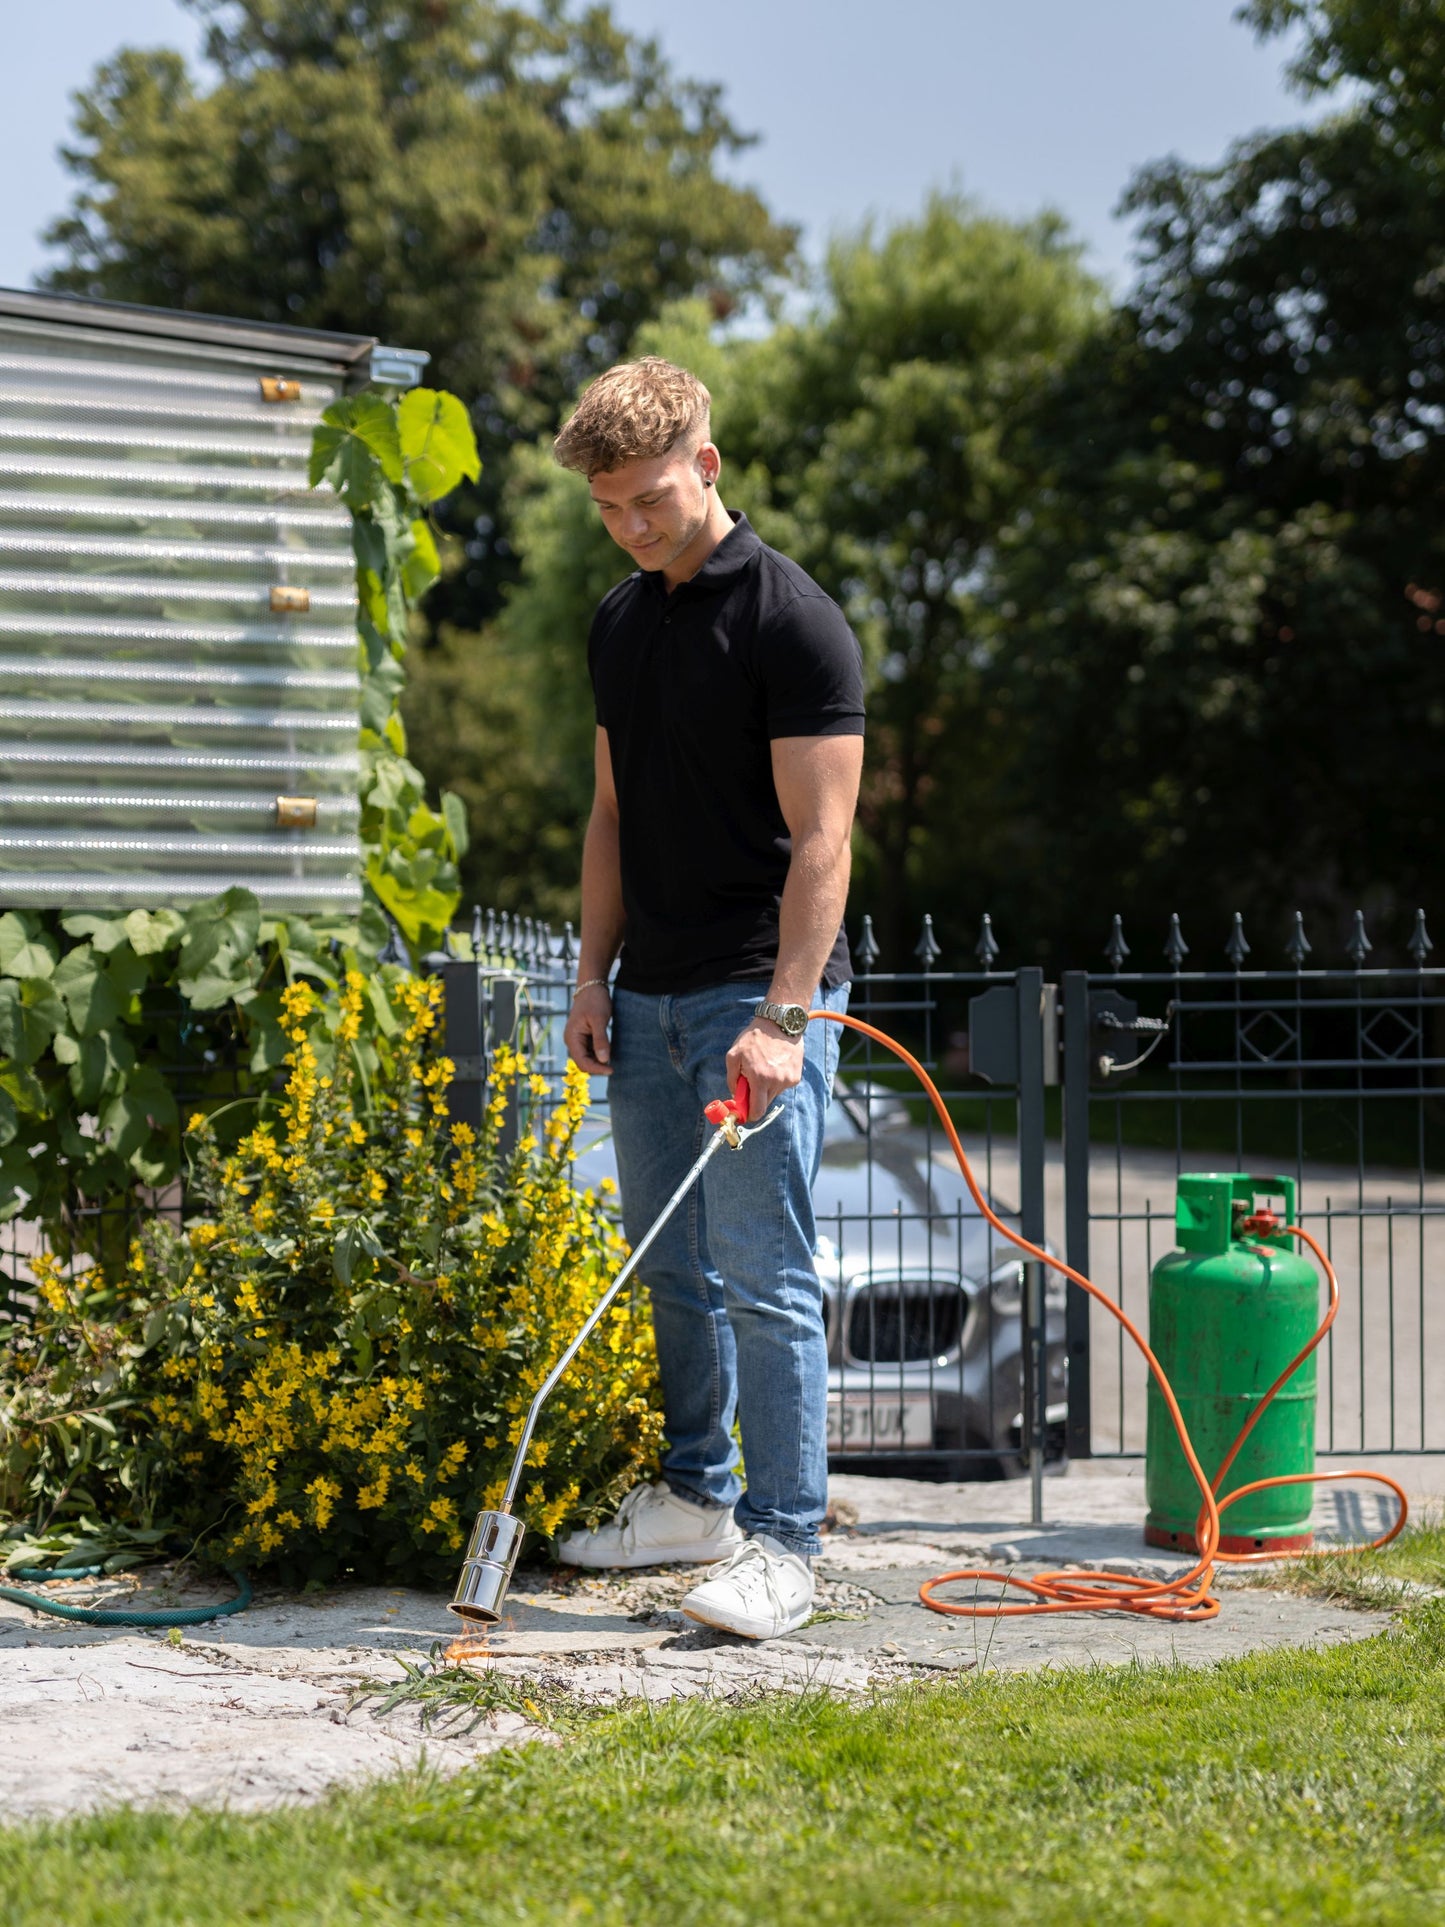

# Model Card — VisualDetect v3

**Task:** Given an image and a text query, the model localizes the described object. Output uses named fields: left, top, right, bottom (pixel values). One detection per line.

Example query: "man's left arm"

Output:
left=725, top=733, right=863, bottom=1116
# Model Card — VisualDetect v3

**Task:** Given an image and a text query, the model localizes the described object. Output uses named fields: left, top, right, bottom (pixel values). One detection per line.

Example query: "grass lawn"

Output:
left=5, top=1604, right=1445, bottom=1925
left=1241, top=1509, right=1445, bottom=1609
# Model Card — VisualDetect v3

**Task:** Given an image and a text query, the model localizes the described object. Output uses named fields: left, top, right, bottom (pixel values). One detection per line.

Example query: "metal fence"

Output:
left=10, top=901, right=1438, bottom=1503
left=442, top=902, right=1445, bottom=1498
left=1062, top=909, right=1445, bottom=1465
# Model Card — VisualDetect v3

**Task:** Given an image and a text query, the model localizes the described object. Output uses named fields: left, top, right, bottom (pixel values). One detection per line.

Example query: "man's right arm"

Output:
left=564, top=727, right=624, bottom=1075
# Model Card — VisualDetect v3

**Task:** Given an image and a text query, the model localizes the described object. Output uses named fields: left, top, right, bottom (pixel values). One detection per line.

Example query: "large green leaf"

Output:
left=99, top=1066, right=178, bottom=1173
left=0, top=980, right=51, bottom=1065
left=401, top=518, right=441, bottom=601
left=309, top=395, right=403, bottom=506
left=53, top=946, right=123, bottom=1038
left=0, top=914, right=57, bottom=981
left=360, top=655, right=407, bottom=735
left=177, top=888, right=262, bottom=981
left=122, top=909, right=184, bottom=957
left=105, top=943, right=150, bottom=1002
left=53, top=1032, right=113, bottom=1108
left=397, top=388, right=481, bottom=504
left=0, top=1142, right=33, bottom=1221
left=441, top=789, right=470, bottom=860
left=60, top=912, right=131, bottom=954
left=0, top=1062, right=46, bottom=1116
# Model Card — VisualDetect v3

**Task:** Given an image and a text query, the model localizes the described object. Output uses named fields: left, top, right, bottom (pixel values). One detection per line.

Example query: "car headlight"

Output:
left=989, top=1259, right=1066, bottom=1313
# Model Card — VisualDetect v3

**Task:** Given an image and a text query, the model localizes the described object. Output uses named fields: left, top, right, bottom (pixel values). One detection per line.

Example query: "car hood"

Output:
left=814, top=1134, right=1013, bottom=1283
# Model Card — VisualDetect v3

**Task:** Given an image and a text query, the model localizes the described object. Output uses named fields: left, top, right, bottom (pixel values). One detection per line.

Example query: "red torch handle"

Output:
left=704, top=1074, right=751, bottom=1128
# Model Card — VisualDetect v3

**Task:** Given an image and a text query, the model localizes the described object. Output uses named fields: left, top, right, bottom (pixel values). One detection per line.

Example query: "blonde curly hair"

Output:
left=553, top=356, right=711, bottom=477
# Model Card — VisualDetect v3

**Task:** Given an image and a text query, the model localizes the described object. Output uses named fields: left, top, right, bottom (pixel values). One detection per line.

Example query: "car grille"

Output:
left=845, top=1284, right=966, bottom=1365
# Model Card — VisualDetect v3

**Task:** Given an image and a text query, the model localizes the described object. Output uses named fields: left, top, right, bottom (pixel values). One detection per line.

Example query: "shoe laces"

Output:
left=613, top=1480, right=663, bottom=1555
left=709, top=1539, right=794, bottom=1616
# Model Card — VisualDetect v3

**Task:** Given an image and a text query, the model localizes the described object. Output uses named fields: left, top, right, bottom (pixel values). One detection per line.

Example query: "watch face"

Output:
left=781, top=1005, right=808, bottom=1036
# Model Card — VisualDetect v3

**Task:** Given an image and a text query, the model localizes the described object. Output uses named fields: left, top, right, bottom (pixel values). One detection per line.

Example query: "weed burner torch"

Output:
left=449, top=1076, right=779, bottom=1626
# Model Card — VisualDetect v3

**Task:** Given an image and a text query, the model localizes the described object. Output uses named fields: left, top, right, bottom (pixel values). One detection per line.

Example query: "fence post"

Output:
left=441, top=956, right=487, bottom=1134
left=1015, top=965, right=1048, bottom=1525
left=1061, top=970, right=1093, bottom=1460
left=487, top=971, right=524, bottom=1159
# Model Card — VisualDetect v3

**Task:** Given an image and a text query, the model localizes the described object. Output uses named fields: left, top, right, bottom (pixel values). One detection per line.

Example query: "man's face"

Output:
left=588, top=439, right=718, bottom=574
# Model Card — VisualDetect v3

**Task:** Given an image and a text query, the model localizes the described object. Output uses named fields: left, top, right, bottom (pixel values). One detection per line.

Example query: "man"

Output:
left=556, top=357, right=864, bottom=1639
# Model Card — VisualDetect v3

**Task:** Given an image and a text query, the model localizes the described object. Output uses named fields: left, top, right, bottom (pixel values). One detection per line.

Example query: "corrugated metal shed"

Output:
left=0, top=289, right=423, bottom=914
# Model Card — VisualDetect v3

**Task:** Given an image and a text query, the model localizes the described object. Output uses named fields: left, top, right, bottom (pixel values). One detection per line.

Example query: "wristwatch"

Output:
left=756, top=1000, right=809, bottom=1038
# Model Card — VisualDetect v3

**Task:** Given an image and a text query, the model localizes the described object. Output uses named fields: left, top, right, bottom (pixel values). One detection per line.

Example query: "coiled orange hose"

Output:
left=809, top=1009, right=1408, bottom=1624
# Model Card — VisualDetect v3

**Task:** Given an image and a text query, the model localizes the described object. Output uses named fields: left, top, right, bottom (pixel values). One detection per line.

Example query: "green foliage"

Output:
left=311, top=385, right=478, bottom=959
left=44, top=0, right=795, bottom=628
left=973, top=0, right=1445, bottom=957
left=0, top=897, right=362, bottom=1244
left=1, top=975, right=660, bottom=1585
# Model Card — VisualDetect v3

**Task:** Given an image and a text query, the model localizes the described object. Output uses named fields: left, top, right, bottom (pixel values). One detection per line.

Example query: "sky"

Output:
left=3, top=1, right=1328, bottom=297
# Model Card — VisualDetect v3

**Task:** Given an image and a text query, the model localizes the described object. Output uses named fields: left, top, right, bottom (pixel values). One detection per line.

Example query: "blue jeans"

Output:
left=607, top=978, right=848, bottom=1559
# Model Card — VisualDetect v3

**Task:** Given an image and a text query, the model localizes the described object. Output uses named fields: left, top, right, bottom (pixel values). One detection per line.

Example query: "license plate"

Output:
left=827, top=1390, right=933, bottom=1451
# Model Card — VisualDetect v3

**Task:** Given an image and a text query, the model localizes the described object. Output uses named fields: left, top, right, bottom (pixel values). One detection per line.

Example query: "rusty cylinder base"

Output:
left=1144, top=1523, right=1315, bottom=1556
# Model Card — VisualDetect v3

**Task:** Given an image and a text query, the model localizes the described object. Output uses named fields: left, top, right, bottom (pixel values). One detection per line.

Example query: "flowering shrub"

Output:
left=2, top=973, right=662, bottom=1587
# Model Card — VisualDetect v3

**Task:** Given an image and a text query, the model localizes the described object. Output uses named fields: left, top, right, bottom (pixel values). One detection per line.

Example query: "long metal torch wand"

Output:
left=450, top=1079, right=777, bottom=1624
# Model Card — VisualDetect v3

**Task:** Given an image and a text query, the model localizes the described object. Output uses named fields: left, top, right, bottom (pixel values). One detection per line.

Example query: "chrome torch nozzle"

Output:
left=449, top=1509, right=525, bottom=1624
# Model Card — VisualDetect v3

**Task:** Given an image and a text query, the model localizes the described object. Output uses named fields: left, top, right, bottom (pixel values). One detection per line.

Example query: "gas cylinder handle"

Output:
left=1239, top=1208, right=1281, bottom=1236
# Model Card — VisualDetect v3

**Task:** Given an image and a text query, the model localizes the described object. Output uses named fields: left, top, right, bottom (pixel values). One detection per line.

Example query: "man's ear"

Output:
left=697, top=440, right=721, bottom=488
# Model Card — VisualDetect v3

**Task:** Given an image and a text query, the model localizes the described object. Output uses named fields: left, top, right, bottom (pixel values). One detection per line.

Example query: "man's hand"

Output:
left=726, top=1017, right=805, bottom=1119
left=565, top=984, right=613, bottom=1076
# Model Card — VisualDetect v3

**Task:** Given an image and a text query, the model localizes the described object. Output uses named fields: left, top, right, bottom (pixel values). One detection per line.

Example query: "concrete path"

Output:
left=0, top=1469, right=1422, bottom=1821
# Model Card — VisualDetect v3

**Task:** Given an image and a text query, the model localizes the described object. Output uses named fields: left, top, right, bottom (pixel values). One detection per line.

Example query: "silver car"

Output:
left=566, top=1076, right=1066, bottom=1478
left=815, top=1079, right=1067, bottom=1477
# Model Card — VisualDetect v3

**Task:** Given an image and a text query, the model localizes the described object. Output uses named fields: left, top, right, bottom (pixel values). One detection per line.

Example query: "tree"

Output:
left=975, top=0, right=1445, bottom=965
left=722, top=199, right=1102, bottom=958
left=42, top=0, right=795, bottom=628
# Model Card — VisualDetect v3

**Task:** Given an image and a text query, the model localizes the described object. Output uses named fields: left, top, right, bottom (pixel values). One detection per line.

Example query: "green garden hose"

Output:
left=0, top=1567, right=252, bottom=1627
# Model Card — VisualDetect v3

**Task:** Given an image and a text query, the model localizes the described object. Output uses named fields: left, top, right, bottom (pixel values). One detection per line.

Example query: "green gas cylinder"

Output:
left=1144, top=1173, right=1318, bottom=1554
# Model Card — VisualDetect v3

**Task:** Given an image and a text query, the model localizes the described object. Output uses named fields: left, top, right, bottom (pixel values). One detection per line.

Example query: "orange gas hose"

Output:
left=808, top=1009, right=1408, bottom=1623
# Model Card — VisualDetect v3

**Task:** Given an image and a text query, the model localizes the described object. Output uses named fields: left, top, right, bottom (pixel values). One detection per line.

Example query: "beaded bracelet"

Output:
left=572, top=977, right=609, bottom=998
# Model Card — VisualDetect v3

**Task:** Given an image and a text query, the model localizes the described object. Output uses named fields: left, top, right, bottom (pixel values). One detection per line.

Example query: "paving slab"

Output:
left=0, top=1469, right=1430, bottom=1820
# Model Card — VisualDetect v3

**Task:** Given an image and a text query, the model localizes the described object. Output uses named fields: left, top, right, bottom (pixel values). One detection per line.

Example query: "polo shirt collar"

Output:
left=642, top=511, right=760, bottom=597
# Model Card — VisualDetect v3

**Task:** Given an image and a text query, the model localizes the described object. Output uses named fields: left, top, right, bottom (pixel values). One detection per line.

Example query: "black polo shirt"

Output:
left=588, top=512, right=865, bottom=995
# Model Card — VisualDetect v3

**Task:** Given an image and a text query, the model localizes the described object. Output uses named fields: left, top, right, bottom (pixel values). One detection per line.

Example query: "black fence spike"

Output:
left=524, top=916, right=537, bottom=963
left=1163, top=913, right=1189, bottom=971
left=380, top=915, right=408, bottom=967
left=1285, top=911, right=1311, bottom=969
left=1408, top=908, right=1435, bottom=969
left=1346, top=909, right=1373, bottom=969
left=560, top=921, right=578, bottom=969
left=976, top=913, right=1000, bottom=973
left=485, top=908, right=497, bottom=960
left=442, top=925, right=458, bottom=961
left=1224, top=911, right=1250, bottom=971
left=914, top=913, right=942, bottom=971
left=853, top=914, right=880, bottom=977
left=1103, top=914, right=1130, bottom=972
left=470, top=902, right=483, bottom=959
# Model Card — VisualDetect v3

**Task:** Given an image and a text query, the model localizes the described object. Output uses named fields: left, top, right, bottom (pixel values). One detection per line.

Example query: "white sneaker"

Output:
left=680, top=1534, right=815, bottom=1639
left=555, top=1481, right=744, bottom=1570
